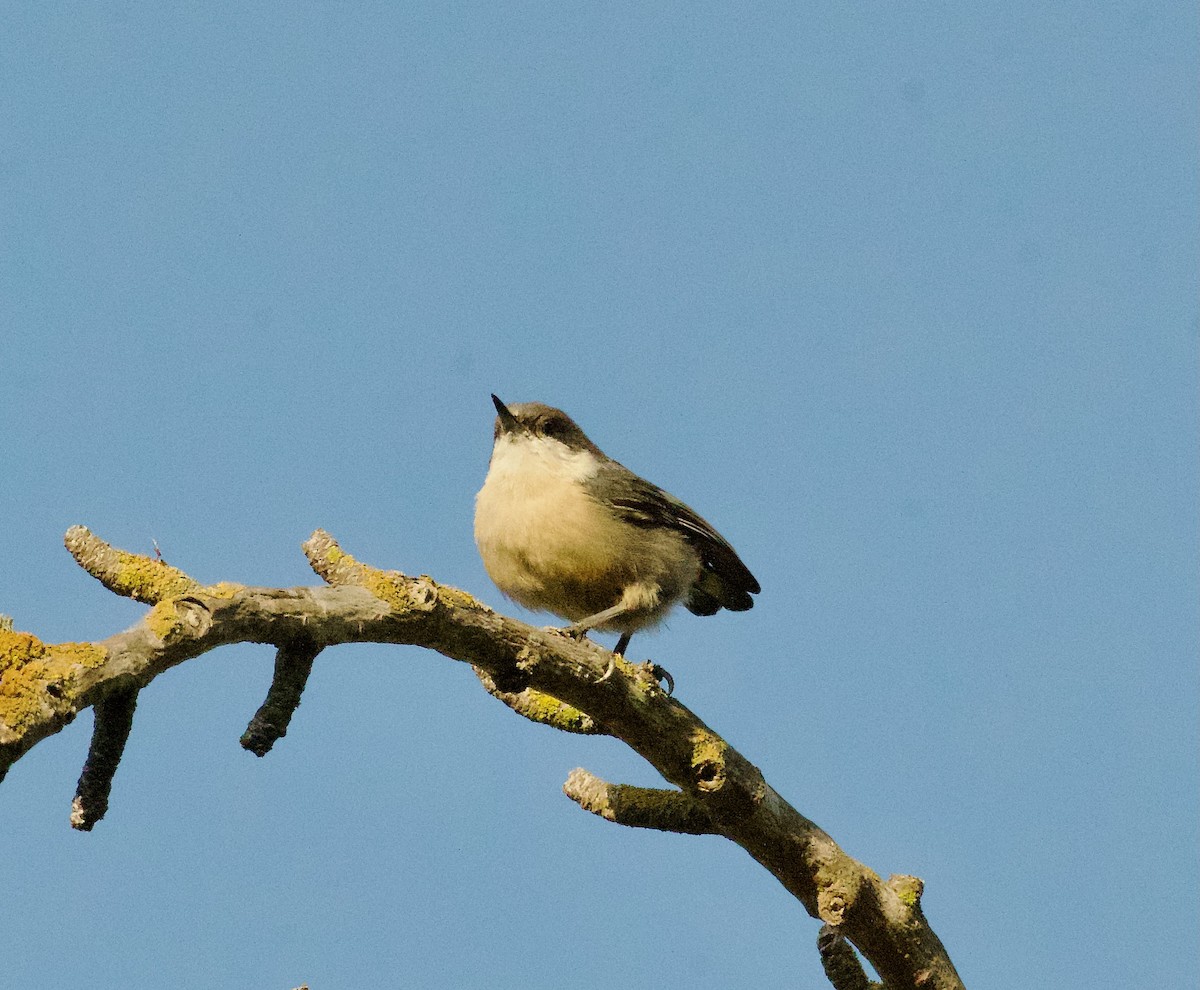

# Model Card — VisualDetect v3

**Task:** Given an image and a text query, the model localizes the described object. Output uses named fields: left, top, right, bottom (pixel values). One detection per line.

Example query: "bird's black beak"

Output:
left=491, top=394, right=520, bottom=434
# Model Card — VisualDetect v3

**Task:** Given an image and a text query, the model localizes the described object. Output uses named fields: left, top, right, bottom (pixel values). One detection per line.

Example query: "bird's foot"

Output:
left=559, top=621, right=591, bottom=641
left=546, top=623, right=589, bottom=642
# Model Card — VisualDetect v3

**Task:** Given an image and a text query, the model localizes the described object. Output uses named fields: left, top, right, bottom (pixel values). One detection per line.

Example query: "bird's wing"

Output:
left=600, top=464, right=761, bottom=604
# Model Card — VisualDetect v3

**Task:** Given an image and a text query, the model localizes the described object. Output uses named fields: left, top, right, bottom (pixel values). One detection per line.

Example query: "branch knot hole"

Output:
left=690, top=731, right=728, bottom=793
left=818, top=888, right=848, bottom=925
left=816, top=870, right=869, bottom=928
left=693, top=759, right=723, bottom=788
left=174, top=596, right=213, bottom=638
left=148, top=596, right=213, bottom=643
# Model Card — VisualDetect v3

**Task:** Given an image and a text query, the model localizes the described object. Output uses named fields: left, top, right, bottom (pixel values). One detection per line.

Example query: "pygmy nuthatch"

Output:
left=474, top=395, right=759, bottom=656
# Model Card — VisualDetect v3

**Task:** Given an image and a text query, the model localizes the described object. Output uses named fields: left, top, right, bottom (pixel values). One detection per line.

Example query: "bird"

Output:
left=474, top=394, right=759, bottom=657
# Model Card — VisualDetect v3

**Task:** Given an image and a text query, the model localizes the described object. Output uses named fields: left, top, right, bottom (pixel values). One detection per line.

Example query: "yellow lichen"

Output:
left=0, top=635, right=108, bottom=738
left=519, top=689, right=592, bottom=732
left=0, top=629, right=48, bottom=675
left=145, top=601, right=182, bottom=640
left=111, top=551, right=198, bottom=603
left=360, top=571, right=412, bottom=611
left=690, top=731, right=730, bottom=789
left=691, top=731, right=729, bottom=769
left=437, top=584, right=481, bottom=610
left=54, top=641, right=108, bottom=669
left=351, top=568, right=438, bottom=615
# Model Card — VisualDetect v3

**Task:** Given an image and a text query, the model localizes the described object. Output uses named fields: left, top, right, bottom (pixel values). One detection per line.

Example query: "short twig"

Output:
left=818, top=924, right=879, bottom=990
left=563, top=767, right=717, bottom=835
left=71, top=687, right=139, bottom=831
left=241, top=639, right=322, bottom=756
left=473, top=667, right=601, bottom=735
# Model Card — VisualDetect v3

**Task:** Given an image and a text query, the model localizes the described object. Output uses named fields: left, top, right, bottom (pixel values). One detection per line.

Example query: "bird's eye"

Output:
left=542, top=416, right=566, bottom=438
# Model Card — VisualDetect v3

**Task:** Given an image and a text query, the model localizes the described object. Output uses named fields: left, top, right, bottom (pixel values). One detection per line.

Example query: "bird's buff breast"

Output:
left=474, top=437, right=693, bottom=624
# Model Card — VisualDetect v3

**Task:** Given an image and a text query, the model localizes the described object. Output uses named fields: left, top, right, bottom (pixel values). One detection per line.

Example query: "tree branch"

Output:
left=241, top=638, right=322, bottom=756
left=563, top=767, right=717, bottom=834
left=819, top=923, right=881, bottom=990
left=71, top=686, right=138, bottom=830
left=473, top=667, right=601, bottom=735
left=0, top=527, right=965, bottom=990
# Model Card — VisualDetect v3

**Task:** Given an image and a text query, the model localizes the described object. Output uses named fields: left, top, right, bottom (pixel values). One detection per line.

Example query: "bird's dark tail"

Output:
left=685, top=567, right=755, bottom=617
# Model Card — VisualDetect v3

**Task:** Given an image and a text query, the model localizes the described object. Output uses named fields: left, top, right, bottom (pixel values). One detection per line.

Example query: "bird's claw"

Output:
left=594, top=655, right=616, bottom=684
left=550, top=626, right=669, bottom=693
left=649, top=663, right=674, bottom=696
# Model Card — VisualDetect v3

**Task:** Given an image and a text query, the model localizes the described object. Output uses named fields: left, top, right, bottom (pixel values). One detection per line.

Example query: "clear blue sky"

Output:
left=2, top=4, right=1196, bottom=988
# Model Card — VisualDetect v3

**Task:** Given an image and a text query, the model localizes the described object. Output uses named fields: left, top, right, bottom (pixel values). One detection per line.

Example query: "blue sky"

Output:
left=2, top=4, right=1196, bottom=988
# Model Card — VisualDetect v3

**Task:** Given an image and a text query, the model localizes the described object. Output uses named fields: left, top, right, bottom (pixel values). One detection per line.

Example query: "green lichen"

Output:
left=632, top=787, right=685, bottom=818
left=890, top=873, right=924, bottom=908
left=616, top=657, right=661, bottom=698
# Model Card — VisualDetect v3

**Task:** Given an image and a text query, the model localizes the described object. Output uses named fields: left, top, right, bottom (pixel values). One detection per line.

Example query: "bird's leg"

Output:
left=559, top=602, right=643, bottom=681
left=594, top=633, right=632, bottom=685
left=562, top=601, right=634, bottom=641
left=559, top=605, right=637, bottom=685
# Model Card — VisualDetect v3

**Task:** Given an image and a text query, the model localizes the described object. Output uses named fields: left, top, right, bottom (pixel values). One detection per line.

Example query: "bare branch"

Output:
left=563, top=767, right=717, bottom=834
left=0, top=527, right=965, bottom=990
left=241, top=639, right=322, bottom=756
left=818, top=924, right=880, bottom=990
left=71, top=687, right=139, bottom=830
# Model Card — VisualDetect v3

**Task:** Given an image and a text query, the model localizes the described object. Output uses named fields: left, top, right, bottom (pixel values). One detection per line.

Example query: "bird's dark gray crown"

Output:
left=493, top=400, right=605, bottom=457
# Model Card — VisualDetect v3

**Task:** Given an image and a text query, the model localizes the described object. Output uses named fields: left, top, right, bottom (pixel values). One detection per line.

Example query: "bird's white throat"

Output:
left=483, top=433, right=603, bottom=490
